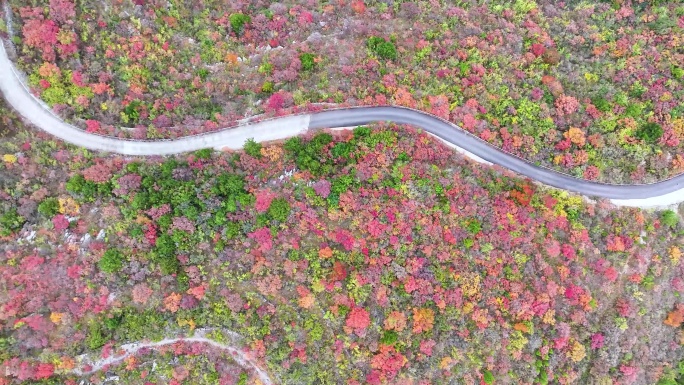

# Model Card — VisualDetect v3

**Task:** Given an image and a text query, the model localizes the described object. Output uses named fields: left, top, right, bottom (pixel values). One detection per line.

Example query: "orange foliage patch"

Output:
left=58, top=356, right=75, bottom=371
left=319, top=246, right=333, bottom=259
left=514, top=322, right=530, bottom=333
left=163, top=292, right=182, bottom=313
left=393, top=87, right=417, bottom=109
left=296, top=286, right=315, bottom=309
left=541, top=75, right=564, bottom=97
left=664, top=305, right=684, bottom=328
left=351, top=0, right=366, bottom=14
left=672, top=154, right=684, bottom=172
left=384, top=311, right=407, bottom=332
left=412, top=308, right=435, bottom=334
left=564, top=127, right=586, bottom=147
left=50, top=312, right=64, bottom=324
left=225, top=53, right=238, bottom=65
left=187, top=285, right=206, bottom=300
left=510, top=183, right=535, bottom=206
left=670, top=246, right=682, bottom=265
left=161, top=16, right=178, bottom=28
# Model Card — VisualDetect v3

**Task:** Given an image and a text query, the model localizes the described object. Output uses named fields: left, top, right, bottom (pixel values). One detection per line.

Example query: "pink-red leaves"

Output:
left=345, top=306, right=370, bottom=335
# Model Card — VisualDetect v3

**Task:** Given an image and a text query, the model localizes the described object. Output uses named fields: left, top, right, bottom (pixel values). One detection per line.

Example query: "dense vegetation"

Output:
left=1, top=99, right=684, bottom=383
left=3, top=0, right=684, bottom=183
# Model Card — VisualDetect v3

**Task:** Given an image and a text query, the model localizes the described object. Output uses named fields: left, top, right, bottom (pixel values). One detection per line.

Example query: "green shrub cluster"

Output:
left=661, top=210, right=679, bottom=229
left=243, top=138, right=262, bottom=158
left=85, top=308, right=168, bottom=350
left=657, top=359, right=684, bottom=385
left=194, top=148, right=213, bottom=160
left=37, top=197, right=60, bottom=217
left=591, top=96, right=612, bottom=112
left=67, top=157, right=253, bottom=274
left=66, top=174, right=112, bottom=202
left=268, top=198, right=291, bottom=222
left=284, top=133, right=335, bottom=176
left=29, top=69, right=93, bottom=109
left=229, top=13, right=251, bottom=36
left=99, top=248, right=124, bottom=273
left=0, top=208, right=24, bottom=236
left=634, top=122, right=663, bottom=143
left=122, top=100, right=142, bottom=124
left=152, top=233, right=179, bottom=274
left=300, top=53, right=316, bottom=71
left=367, top=36, right=398, bottom=61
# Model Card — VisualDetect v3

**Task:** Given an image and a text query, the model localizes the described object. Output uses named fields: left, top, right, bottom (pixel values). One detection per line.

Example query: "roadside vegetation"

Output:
left=1, top=100, right=683, bottom=383
left=3, top=0, right=684, bottom=183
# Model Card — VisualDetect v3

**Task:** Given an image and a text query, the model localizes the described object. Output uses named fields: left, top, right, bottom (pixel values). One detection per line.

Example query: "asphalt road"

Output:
left=1, top=41, right=683, bottom=202
left=310, top=108, right=684, bottom=200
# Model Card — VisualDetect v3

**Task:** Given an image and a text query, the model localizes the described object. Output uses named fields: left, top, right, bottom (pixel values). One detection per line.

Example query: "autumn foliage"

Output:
left=1, top=94, right=684, bottom=383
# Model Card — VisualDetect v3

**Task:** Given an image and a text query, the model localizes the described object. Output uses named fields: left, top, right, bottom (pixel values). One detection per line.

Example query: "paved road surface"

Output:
left=1, top=41, right=683, bottom=206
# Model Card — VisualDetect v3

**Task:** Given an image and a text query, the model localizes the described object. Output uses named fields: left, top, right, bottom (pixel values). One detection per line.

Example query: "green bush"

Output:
left=300, top=53, right=316, bottom=71
left=284, top=137, right=304, bottom=154
left=309, top=132, right=333, bottom=149
left=213, top=173, right=247, bottom=197
left=229, top=13, right=251, bottom=36
left=261, top=80, right=274, bottom=94
left=625, top=104, right=643, bottom=118
left=103, top=313, right=123, bottom=330
left=99, top=249, right=124, bottom=273
left=656, top=358, right=684, bottom=385
left=331, top=174, right=355, bottom=195
left=159, top=254, right=180, bottom=274
left=126, top=162, right=141, bottom=173
left=591, top=97, right=611, bottom=112
left=66, top=174, right=97, bottom=201
left=237, top=372, right=249, bottom=385
left=243, top=138, right=262, bottom=158
left=0, top=208, right=24, bottom=236
left=65, top=174, right=84, bottom=193
left=367, top=36, right=397, bottom=61
left=153, top=234, right=180, bottom=274
left=194, top=148, right=213, bottom=160
left=353, top=126, right=372, bottom=138
left=331, top=142, right=353, bottom=160
left=155, top=233, right=176, bottom=258
left=396, top=152, right=411, bottom=162
left=483, top=370, right=495, bottom=385
left=629, top=82, right=647, bottom=98
left=285, top=133, right=337, bottom=176
left=41, top=86, right=68, bottom=106
left=38, top=197, right=60, bottom=217
left=225, top=221, right=241, bottom=239
left=466, top=219, right=482, bottom=235
left=122, top=100, right=141, bottom=124
left=380, top=330, right=398, bottom=345
left=258, top=62, right=273, bottom=75
left=268, top=198, right=291, bottom=222
left=86, top=320, right=109, bottom=350
left=661, top=210, right=679, bottom=229
left=634, top=122, right=663, bottom=143
left=197, top=68, right=209, bottom=81
left=97, top=181, right=113, bottom=196
left=131, top=192, right=150, bottom=211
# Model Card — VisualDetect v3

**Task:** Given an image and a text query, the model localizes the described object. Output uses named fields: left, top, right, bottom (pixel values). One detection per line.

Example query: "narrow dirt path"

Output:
left=71, top=329, right=273, bottom=385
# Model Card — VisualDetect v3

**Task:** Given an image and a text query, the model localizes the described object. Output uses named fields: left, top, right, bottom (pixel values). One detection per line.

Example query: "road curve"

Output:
left=1, top=41, right=683, bottom=205
left=70, top=329, right=273, bottom=384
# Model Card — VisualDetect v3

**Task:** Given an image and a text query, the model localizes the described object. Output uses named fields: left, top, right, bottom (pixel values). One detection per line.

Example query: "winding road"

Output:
left=1, top=41, right=683, bottom=208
